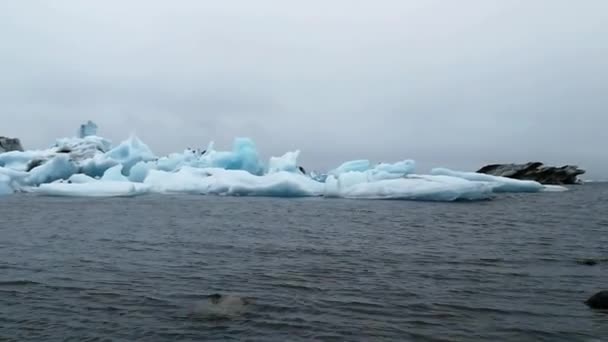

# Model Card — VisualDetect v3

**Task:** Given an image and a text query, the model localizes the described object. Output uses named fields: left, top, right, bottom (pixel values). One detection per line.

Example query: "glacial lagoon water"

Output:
left=1, top=184, right=607, bottom=341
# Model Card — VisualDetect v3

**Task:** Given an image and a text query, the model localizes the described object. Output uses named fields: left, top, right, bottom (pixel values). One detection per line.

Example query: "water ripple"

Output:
left=0, top=185, right=607, bottom=341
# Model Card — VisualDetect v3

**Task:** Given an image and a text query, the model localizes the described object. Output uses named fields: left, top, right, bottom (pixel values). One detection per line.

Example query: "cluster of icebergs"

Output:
left=0, top=123, right=567, bottom=201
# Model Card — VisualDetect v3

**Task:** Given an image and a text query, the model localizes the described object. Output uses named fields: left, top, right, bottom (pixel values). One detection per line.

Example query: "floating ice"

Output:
left=324, top=159, right=417, bottom=192
left=268, top=151, right=301, bottom=174
left=431, top=168, right=544, bottom=193
left=66, top=173, right=98, bottom=184
left=106, top=135, right=156, bottom=174
left=101, top=165, right=129, bottom=182
left=0, top=173, right=13, bottom=196
left=329, top=160, right=371, bottom=175
left=0, top=150, right=46, bottom=171
left=541, top=184, right=569, bottom=192
left=145, top=167, right=324, bottom=197
left=0, top=121, right=570, bottom=201
left=55, top=135, right=112, bottom=156
left=35, top=181, right=149, bottom=197
left=26, top=155, right=78, bottom=186
left=128, top=161, right=154, bottom=182
left=197, top=138, right=264, bottom=175
left=326, top=173, right=493, bottom=201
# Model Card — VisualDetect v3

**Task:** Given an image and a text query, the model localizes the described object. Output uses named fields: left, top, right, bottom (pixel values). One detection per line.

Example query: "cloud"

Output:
left=1, top=0, right=606, bottom=177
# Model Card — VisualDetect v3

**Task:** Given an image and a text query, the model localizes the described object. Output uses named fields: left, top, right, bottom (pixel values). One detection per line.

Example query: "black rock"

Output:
left=586, top=291, right=608, bottom=309
left=477, top=162, right=585, bottom=185
left=0, top=137, right=24, bottom=153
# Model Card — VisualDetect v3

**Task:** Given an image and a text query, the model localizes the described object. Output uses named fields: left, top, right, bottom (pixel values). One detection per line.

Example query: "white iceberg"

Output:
left=35, top=181, right=150, bottom=197
left=0, top=173, right=13, bottom=196
left=430, top=168, right=544, bottom=193
left=326, top=173, right=493, bottom=201
left=145, top=167, right=324, bottom=197
left=268, top=150, right=301, bottom=174
left=0, top=121, right=571, bottom=201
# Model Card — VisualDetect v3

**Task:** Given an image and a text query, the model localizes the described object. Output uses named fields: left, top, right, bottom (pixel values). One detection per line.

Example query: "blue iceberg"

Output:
left=0, top=121, right=566, bottom=201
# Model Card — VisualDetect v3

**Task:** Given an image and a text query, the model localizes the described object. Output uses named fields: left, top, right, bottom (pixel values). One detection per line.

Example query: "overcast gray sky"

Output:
left=1, top=1, right=606, bottom=177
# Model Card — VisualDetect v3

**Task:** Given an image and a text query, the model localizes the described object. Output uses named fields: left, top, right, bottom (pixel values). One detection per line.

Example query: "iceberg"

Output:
left=66, top=173, right=98, bottom=184
left=35, top=181, right=150, bottom=197
left=195, top=138, right=264, bottom=175
left=26, top=155, right=78, bottom=186
left=430, top=168, right=544, bottom=193
left=0, top=121, right=570, bottom=201
left=106, top=135, right=156, bottom=174
left=335, top=176, right=493, bottom=201
left=128, top=161, right=155, bottom=182
left=541, top=184, right=569, bottom=192
left=329, top=160, right=371, bottom=175
left=101, top=164, right=129, bottom=182
left=268, top=151, right=301, bottom=174
left=0, top=173, right=13, bottom=196
left=326, top=172, right=493, bottom=201
left=145, top=167, right=324, bottom=197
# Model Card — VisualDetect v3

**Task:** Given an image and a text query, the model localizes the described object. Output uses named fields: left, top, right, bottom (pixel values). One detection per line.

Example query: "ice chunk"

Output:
left=370, top=160, right=416, bottom=178
left=101, top=165, right=129, bottom=182
left=325, top=160, right=417, bottom=191
left=0, top=166, right=28, bottom=185
left=335, top=171, right=370, bottom=190
left=55, top=135, right=112, bottom=156
left=145, top=167, right=324, bottom=197
left=324, top=175, right=339, bottom=197
left=78, top=120, right=98, bottom=138
left=196, top=138, right=264, bottom=175
left=310, top=171, right=328, bottom=183
left=106, top=135, right=156, bottom=174
left=0, top=150, right=47, bottom=171
left=35, top=181, right=150, bottom=197
left=33, top=181, right=149, bottom=197
left=128, top=161, right=154, bottom=182
left=156, top=153, right=189, bottom=172
left=542, top=185, right=569, bottom=192
left=66, top=174, right=98, bottom=184
left=79, top=154, right=118, bottom=178
left=326, top=159, right=415, bottom=181
left=268, top=150, right=300, bottom=174
left=26, top=155, right=78, bottom=185
left=336, top=175, right=493, bottom=201
left=0, top=174, right=13, bottom=196
left=329, top=160, right=371, bottom=175
left=431, top=168, right=544, bottom=193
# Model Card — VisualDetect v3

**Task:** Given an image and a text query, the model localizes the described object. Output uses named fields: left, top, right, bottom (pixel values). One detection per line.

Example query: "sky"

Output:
left=0, top=1, right=606, bottom=177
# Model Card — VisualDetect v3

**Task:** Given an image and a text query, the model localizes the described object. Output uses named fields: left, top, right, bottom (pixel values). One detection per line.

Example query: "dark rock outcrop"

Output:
left=0, top=137, right=24, bottom=153
left=477, top=162, right=585, bottom=185
left=586, top=291, right=608, bottom=309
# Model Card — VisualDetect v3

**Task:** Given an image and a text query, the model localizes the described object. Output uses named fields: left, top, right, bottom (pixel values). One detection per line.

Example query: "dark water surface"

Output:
left=1, top=184, right=607, bottom=341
